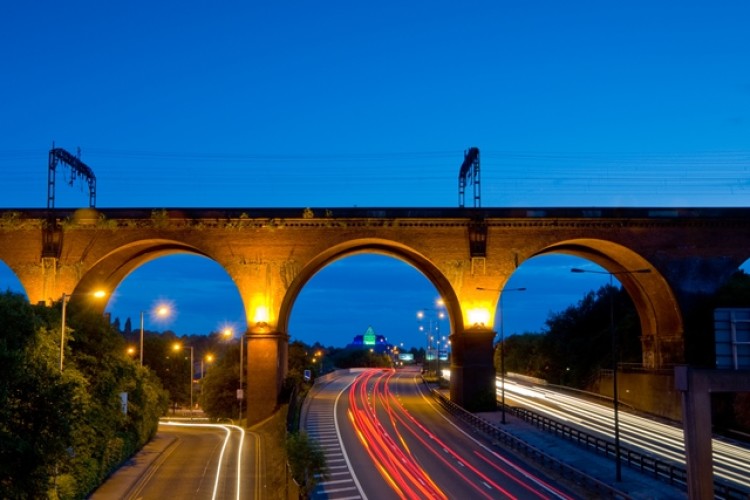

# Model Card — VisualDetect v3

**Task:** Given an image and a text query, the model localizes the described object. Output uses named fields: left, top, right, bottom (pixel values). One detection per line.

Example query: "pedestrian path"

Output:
left=88, top=432, right=177, bottom=499
left=474, top=409, right=687, bottom=499
left=302, top=374, right=364, bottom=500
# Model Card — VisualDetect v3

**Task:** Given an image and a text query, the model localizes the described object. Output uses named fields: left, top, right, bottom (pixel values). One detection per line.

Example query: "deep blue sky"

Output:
left=1, top=1, right=749, bottom=348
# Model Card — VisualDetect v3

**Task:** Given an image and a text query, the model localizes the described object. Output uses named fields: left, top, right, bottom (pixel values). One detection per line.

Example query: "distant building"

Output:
left=347, top=325, right=393, bottom=354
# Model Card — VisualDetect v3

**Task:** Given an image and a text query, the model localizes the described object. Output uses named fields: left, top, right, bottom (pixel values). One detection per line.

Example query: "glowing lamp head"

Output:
left=467, top=308, right=491, bottom=328
left=253, top=305, right=269, bottom=325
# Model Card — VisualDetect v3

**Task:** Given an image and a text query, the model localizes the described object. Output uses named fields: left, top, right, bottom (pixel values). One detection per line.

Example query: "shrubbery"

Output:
left=0, top=291, right=168, bottom=499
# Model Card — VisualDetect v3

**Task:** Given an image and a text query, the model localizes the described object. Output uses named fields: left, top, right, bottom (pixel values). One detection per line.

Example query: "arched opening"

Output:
left=279, top=239, right=462, bottom=343
left=497, top=253, right=645, bottom=385
left=104, top=254, right=246, bottom=337
left=288, top=254, right=445, bottom=352
left=489, top=241, right=684, bottom=420
left=0, top=260, right=27, bottom=299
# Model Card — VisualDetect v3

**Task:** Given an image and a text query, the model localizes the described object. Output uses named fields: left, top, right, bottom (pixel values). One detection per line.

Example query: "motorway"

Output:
left=500, top=378, right=750, bottom=493
left=304, top=367, right=577, bottom=499
left=93, top=421, right=258, bottom=500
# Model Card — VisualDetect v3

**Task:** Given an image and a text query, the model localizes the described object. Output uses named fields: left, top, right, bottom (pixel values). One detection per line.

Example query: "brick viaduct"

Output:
left=1, top=206, right=749, bottom=425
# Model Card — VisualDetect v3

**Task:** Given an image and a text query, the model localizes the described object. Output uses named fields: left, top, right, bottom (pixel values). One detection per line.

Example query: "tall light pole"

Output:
left=477, top=286, right=526, bottom=424
left=239, top=333, right=244, bottom=423
left=417, top=300, right=446, bottom=377
left=202, top=353, right=214, bottom=380
left=221, top=327, right=244, bottom=422
left=571, top=266, right=650, bottom=481
left=140, top=304, right=171, bottom=367
left=139, top=311, right=144, bottom=367
left=60, top=294, right=70, bottom=372
left=173, top=343, right=194, bottom=420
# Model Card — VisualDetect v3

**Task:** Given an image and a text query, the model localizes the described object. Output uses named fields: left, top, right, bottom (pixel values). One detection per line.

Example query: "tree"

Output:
left=499, top=284, right=639, bottom=390
left=329, top=348, right=392, bottom=369
left=0, top=291, right=168, bottom=498
left=286, top=431, right=327, bottom=498
left=200, top=343, right=241, bottom=419
left=0, top=292, right=80, bottom=498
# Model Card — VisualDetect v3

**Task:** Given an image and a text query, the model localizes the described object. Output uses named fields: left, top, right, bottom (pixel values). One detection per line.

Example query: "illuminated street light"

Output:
left=477, top=286, right=526, bottom=424
left=417, top=299, right=447, bottom=377
left=571, top=266, right=651, bottom=482
left=60, top=289, right=107, bottom=371
left=202, top=353, right=215, bottom=380
left=173, top=343, right=195, bottom=419
left=140, top=304, right=171, bottom=367
left=221, top=327, right=245, bottom=422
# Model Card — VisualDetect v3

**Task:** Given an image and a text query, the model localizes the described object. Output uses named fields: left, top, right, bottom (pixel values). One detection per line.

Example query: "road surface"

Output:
left=304, top=367, right=577, bottom=499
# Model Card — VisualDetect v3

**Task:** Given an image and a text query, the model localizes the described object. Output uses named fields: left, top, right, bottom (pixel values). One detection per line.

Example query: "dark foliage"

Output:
left=0, top=292, right=167, bottom=499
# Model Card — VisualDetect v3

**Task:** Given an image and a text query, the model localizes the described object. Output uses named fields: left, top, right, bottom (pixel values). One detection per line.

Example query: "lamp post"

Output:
left=173, top=343, right=194, bottom=419
left=417, top=300, right=446, bottom=377
left=435, top=339, right=441, bottom=377
left=140, top=304, right=171, bottom=367
left=571, top=266, right=650, bottom=481
left=60, top=294, right=70, bottom=372
left=239, top=333, right=244, bottom=422
left=202, top=354, right=214, bottom=380
left=477, top=286, right=526, bottom=424
left=221, top=327, right=244, bottom=422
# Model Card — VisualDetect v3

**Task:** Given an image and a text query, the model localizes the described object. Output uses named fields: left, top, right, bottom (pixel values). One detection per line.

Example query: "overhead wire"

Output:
left=0, top=148, right=748, bottom=206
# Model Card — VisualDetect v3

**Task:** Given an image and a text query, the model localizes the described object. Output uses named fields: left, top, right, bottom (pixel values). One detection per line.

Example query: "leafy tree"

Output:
left=0, top=291, right=167, bottom=498
left=498, top=284, right=639, bottom=390
left=328, top=348, right=392, bottom=369
left=0, top=292, right=81, bottom=498
left=497, top=333, right=548, bottom=379
left=200, top=343, right=241, bottom=419
left=286, top=431, right=327, bottom=498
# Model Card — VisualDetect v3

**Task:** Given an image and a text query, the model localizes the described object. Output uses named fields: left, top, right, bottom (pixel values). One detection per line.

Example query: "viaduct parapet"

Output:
left=1, top=206, right=748, bottom=423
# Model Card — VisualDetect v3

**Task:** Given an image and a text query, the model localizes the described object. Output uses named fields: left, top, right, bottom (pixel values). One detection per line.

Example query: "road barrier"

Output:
left=429, top=388, right=633, bottom=500
left=431, top=385, right=747, bottom=500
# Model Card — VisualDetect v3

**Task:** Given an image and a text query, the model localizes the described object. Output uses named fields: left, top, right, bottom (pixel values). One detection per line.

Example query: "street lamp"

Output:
left=417, top=300, right=446, bottom=377
left=202, top=353, right=214, bottom=380
left=59, top=289, right=107, bottom=372
left=571, top=266, right=651, bottom=481
left=140, top=304, right=171, bottom=367
left=221, top=327, right=244, bottom=422
left=477, top=286, right=526, bottom=424
left=173, top=343, right=194, bottom=419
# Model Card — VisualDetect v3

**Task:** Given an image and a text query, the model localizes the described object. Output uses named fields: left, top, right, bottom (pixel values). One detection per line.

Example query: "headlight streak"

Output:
left=160, top=421, right=244, bottom=500
left=501, top=378, right=750, bottom=490
left=333, top=375, right=370, bottom=500
left=350, top=369, right=570, bottom=500
left=387, top=375, right=560, bottom=500
left=415, top=374, right=575, bottom=500
left=349, top=370, right=447, bottom=499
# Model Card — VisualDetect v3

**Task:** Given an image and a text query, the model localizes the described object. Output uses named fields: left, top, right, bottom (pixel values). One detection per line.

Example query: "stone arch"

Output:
left=530, top=238, right=683, bottom=368
left=0, top=258, right=28, bottom=299
left=75, top=239, right=218, bottom=312
left=278, top=238, right=463, bottom=340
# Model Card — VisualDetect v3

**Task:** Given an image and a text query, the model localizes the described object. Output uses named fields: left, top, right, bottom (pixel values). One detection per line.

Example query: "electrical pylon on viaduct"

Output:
left=0, top=147, right=747, bottom=497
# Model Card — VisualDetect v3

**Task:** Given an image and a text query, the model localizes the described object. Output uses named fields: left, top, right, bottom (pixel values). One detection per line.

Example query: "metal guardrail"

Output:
left=428, top=388, right=632, bottom=500
left=506, top=404, right=747, bottom=500
left=511, top=407, right=686, bottom=486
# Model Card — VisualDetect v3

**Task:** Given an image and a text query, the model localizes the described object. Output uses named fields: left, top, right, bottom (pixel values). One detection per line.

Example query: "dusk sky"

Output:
left=1, top=2, right=749, bottom=348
